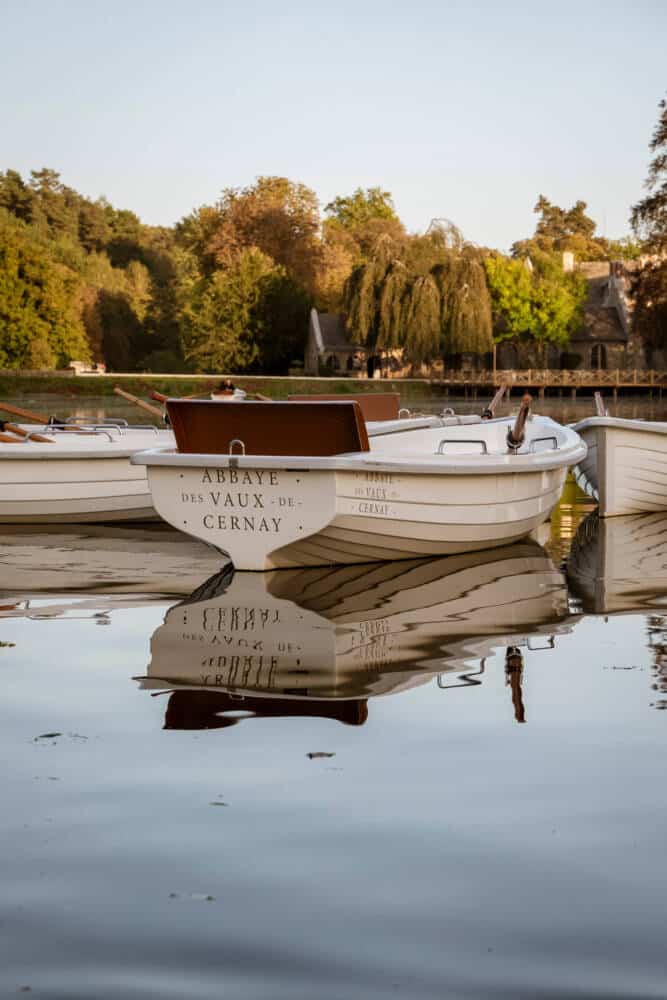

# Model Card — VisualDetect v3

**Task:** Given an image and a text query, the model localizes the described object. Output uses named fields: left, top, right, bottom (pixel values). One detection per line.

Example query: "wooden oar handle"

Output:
left=0, top=431, right=24, bottom=443
left=481, top=383, right=507, bottom=420
left=0, top=421, right=54, bottom=443
left=113, top=387, right=164, bottom=419
left=507, top=394, right=532, bottom=451
left=0, top=401, right=55, bottom=424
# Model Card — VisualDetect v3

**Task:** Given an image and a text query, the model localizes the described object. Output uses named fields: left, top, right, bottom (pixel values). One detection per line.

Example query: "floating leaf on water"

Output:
left=190, top=893, right=215, bottom=902
left=307, top=751, right=336, bottom=759
left=35, top=733, right=62, bottom=740
left=210, top=801, right=229, bottom=807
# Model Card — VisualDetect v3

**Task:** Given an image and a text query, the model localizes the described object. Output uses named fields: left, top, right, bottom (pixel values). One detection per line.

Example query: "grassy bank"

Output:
left=0, top=373, right=443, bottom=400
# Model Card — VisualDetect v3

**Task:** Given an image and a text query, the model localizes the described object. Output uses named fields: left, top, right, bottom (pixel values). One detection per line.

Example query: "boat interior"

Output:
left=165, top=399, right=565, bottom=459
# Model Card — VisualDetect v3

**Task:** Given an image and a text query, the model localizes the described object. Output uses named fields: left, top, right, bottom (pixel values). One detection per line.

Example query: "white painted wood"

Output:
left=573, top=417, right=667, bottom=516
left=0, top=426, right=173, bottom=523
left=135, top=414, right=585, bottom=570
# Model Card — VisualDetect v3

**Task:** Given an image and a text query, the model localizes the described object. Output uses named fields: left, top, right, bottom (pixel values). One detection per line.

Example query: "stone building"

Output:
left=304, top=310, right=366, bottom=376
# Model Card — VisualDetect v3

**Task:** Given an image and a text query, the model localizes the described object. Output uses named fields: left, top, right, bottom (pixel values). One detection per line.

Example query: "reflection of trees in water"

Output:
left=647, top=615, right=667, bottom=710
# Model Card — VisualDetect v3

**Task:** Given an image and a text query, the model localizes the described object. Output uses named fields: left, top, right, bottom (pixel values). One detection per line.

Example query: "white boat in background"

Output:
left=137, top=540, right=570, bottom=727
left=133, top=399, right=586, bottom=571
left=0, top=421, right=173, bottom=523
left=567, top=511, right=667, bottom=615
left=573, top=416, right=667, bottom=517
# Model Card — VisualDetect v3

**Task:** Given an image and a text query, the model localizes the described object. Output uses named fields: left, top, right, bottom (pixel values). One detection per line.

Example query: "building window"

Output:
left=591, top=344, right=606, bottom=370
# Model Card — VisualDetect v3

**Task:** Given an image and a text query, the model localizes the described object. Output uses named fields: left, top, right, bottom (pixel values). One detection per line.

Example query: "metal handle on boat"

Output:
left=528, top=435, right=558, bottom=453
left=229, top=438, right=246, bottom=456
left=40, top=423, right=117, bottom=442
left=436, top=438, right=488, bottom=455
left=441, top=407, right=456, bottom=417
left=398, top=408, right=411, bottom=418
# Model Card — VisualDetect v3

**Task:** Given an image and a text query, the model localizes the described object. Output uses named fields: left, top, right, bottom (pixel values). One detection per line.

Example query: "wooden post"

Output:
left=570, top=387, right=576, bottom=399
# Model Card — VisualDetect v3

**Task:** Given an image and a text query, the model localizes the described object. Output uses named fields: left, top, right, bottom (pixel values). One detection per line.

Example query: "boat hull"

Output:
left=0, top=427, right=173, bottom=523
left=573, top=417, right=667, bottom=517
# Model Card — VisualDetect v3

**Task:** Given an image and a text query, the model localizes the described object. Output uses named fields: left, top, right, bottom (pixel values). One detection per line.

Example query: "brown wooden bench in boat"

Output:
left=287, top=393, right=400, bottom=422
left=166, top=400, right=370, bottom=456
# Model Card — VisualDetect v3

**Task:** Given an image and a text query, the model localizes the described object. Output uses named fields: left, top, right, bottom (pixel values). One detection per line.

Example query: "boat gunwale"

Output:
left=573, top=416, right=667, bottom=436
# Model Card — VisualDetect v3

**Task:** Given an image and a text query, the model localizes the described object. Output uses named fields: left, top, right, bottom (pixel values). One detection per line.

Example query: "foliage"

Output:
left=180, top=176, right=321, bottom=297
left=325, top=187, right=399, bottom=230
left=629, top=97, right=667, bottom=353
left=512, top=195, right=637, bottom=262
left=631, top=97, right=667, bottom=252
left=0, top=218, right=90, bottom=368
left=632, top=260, right=667, bottom=353
left=484, top=251, right=587, bottom=348
left=179, top=248, right=308, bottom=373
left=344, top=226, right=493, bottom=364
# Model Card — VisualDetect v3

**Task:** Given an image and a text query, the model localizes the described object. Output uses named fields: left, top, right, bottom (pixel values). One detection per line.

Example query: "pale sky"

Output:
left=2, top=0, right=665, bottom=249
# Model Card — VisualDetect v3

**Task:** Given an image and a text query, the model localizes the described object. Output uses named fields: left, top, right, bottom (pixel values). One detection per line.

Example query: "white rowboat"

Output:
left=572, top=416, right=667, bottom=517
left=133, top=400, right=586, bottom=570
left=0, top=422, right=173, bottom=523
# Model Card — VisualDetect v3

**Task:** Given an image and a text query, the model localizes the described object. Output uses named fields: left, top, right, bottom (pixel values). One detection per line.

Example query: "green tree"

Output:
left=511, top=195, right=626, bottom=261
left=0, top=224, right=90, bottom=368
left=484, top=251, right=586, bottom=353
left=344, top=226, right=492, bottom=365
left=180, top=247, right=305, bottom=373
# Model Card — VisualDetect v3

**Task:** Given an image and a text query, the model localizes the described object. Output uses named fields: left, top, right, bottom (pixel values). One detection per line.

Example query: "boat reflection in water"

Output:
left=567, top=511, right=667, bottom=615
left=0, top=524, right=228, bottom=622
left=137, top=540, right=571, bottom=729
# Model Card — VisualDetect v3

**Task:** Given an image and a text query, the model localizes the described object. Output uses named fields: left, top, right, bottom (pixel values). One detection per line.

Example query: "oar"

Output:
left=0, top=431, right=24, bottom=443
left=507, top=394, right=532, bottom=452
left=149, top=389, right=207, bottom=404
left=594, top=391, right=607, bottom=417
left=0, top=401, right=58, bottom=424
left=481, top=383, right=507, bottom=420
left=113, top=387, right=164, bottom=420
left=0, top=420, right=54, bottom=443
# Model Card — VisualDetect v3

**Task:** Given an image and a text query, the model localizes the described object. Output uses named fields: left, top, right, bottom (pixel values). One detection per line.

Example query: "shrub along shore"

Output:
left=0, top=372, right=441, bottom=401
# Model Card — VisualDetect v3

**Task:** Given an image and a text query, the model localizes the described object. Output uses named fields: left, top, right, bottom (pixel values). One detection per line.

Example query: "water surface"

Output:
left=0, top=395, right=666, bottom=998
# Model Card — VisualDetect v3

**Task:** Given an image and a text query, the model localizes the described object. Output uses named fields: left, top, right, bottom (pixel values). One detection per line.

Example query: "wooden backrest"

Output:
left=288, top=393, right=400, bottom=422
left=166, top=400, right=370, bottom=455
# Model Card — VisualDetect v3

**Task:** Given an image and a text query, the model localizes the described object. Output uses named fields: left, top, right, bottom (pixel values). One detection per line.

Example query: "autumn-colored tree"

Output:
left=199, top=177, right=321, bottom=295
left=631, top=96, right=667, bottom=352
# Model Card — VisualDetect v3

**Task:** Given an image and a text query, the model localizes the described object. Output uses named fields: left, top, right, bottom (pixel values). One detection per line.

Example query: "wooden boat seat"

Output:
left=288, top=393, right=400, bottom=422
left=166, top=400, right=370, bottom=456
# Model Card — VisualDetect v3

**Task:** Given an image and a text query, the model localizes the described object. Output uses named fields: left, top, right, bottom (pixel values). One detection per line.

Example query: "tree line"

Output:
left=1, top=98, right=665, bottom=374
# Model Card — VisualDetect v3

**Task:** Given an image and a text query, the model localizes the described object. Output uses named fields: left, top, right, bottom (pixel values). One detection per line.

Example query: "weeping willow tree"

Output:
left=434, top=247, right=493, bottom=355
left=344, top=224, right=492, bottom=365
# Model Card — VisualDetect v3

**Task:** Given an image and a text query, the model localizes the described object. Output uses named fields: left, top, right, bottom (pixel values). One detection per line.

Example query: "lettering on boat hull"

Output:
left=147, top=466, right=336, bottom=570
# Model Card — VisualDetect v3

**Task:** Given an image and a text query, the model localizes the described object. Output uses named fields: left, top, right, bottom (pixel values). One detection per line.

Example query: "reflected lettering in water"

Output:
left=137, top=542, right=570, bottom=729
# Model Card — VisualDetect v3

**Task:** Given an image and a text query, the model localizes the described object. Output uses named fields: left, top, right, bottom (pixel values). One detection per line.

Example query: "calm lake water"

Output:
left=1, top=393, right=666, bottom=998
